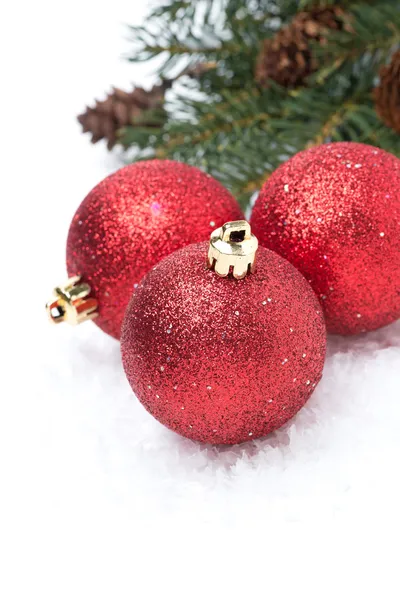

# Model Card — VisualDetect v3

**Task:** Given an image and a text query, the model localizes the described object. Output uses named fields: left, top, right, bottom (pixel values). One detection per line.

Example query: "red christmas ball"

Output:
left=250, top=142, right=400, bottom=335
left=66, top=160, right=243, bottom=338
left=121, top=230, right=326, bottom=445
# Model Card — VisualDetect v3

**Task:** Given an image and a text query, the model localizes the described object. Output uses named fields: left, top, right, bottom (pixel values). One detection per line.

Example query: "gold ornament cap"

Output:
left=46, top=275, right=98, bottom=325
left=207, top=220, right=258, bottom=279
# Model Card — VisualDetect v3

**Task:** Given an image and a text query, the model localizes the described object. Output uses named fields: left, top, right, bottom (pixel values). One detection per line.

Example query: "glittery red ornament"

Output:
left=250, top=142, right=400, bottom=335
left=121, top=228, right=326, bottom=445
left=66, top=160, right=243, bottom=338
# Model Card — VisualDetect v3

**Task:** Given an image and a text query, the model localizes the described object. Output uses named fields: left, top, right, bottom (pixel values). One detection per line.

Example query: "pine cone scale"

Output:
left=77, top=83, right=168, bottom=149
left=255, top=7, right=345, bottom=89
left=374, top=50, right=400, bottom=135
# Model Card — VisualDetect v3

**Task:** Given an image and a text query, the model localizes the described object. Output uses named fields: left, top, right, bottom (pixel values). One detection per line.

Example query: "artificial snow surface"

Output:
left=2, top=2, right=400, bottom=599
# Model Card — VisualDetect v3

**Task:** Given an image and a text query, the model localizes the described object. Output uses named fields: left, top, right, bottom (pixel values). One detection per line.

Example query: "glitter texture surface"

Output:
left=121, top=241, right=326, bottom=445
left=250, top=142, right=400, bottom=335
left=67, top=160, right=243, bottom=338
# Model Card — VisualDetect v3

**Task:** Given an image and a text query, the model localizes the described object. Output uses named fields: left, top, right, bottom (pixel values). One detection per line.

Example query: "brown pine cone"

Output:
left=255, top=7, right=345, bottom=88
left=374, top=50, right=400, bottom=135
left=77, top=83, right=168, bottom=150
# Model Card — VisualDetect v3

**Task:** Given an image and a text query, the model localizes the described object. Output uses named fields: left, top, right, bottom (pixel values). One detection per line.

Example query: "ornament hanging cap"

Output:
left=207, top=220, right=258, bottom=279
left=46, top=275, right=98, bottom=325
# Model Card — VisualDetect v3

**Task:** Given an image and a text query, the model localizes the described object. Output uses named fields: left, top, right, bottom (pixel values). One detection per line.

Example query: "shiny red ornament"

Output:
left=121, top=240, right=326, bottom=445
left=250, top=142, right=400, bottom=335
left=66, top=160, right=243, bottom=338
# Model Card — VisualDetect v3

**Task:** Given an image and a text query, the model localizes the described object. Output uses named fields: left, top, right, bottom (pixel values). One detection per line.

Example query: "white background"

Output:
left=1, top=2, right=400, bottom=599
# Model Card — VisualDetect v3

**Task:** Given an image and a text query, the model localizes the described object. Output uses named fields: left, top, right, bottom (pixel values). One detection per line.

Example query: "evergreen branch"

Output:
left=308, top=101, right=357, bottom=146
left=117, top=0, right=400, bottom=209
left=313, top=2, right=400, bottom=60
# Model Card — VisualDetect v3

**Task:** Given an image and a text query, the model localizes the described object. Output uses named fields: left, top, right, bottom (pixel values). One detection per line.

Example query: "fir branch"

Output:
left=118, top=0, right=400, bottom=208
left=126, top=0, right=291, bottom=84
left=313, top=2, right=400, bottom=60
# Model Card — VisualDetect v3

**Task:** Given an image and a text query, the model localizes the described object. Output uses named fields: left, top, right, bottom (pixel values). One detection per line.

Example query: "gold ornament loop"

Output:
left=46, top=275, right=98, bottom=326
left=207, top=220, right=258, bottom=279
